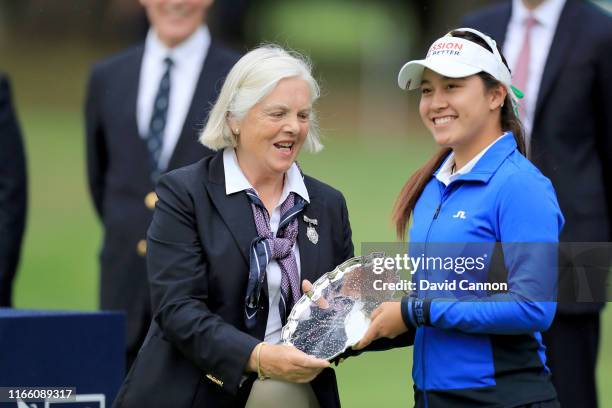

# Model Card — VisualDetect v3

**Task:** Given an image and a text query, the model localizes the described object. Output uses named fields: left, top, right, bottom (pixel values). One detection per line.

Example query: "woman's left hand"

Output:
left=352, top=301, right=409, bottom=350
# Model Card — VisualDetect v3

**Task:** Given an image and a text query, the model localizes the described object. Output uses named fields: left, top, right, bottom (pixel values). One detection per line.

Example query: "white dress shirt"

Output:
left=223, top=148, right=310, bottom=344
left=436, top=134, right=507, bottom=186
left=137, top=26, right=211, bottom=171
left=504, top=0, right=566, bottom=137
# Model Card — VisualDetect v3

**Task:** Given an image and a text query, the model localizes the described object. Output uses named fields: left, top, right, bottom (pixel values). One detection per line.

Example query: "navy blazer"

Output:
left=0, top=74, right=27, bottom=307
left=113, top=152, right=354, bottom=407
left=85, top=42, right=240, bottom=354
left=462, top=0, right=612, bottom=312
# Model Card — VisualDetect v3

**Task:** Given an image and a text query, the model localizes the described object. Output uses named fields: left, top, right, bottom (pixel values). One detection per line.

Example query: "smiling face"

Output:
left=232, top=76, right=312, bottom=182
left=140, top=0, right=212, bottom=48
left=419, top=68, right=504, bottom=153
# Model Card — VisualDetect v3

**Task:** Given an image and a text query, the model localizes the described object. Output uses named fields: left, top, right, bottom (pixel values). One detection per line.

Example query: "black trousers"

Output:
left=542, top=312, right=600, bottom=408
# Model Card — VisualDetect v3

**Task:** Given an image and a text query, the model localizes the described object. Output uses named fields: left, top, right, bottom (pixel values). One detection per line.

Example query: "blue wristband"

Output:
left=413, top=299, right=425, bottom=326
left=411, top=297, right=432, bottom=327
left=401, top=296, right=416, bottom=328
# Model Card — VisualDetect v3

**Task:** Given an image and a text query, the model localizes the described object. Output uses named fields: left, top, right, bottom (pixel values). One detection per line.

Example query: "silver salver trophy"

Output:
left=280, top=252, right=400, bottom=360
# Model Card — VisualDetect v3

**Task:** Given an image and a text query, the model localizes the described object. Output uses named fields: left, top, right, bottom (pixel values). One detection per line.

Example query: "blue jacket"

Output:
left=405, top=134, right=564, bottom=407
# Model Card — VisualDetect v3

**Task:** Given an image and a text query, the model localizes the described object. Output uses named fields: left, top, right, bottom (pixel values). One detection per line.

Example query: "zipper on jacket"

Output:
left=421, top=184, right=455, bottom=407
left=421, top=202, right=441, bottom=408
left=433, top=204, right=441, bottom=219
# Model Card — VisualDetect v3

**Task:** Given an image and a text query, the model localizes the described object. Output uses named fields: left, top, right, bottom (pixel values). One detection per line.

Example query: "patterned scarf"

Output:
left=244, top=188, right=306, bottom=330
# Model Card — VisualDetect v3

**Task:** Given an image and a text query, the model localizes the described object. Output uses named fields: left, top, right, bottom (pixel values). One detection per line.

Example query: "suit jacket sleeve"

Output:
left=0, top=75, right=27, bottom=307
left=594, top=27, right=612, bottom=235
left=147, top=172, right=259, bottom=395
left=339, top=193, right=354, bottom=261
left=85, top=66, right=108, bottom=218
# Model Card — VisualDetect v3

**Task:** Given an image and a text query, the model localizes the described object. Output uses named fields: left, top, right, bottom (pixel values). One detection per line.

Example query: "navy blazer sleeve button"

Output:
left=136, top=240, right=147, bottom=257
left=205, top=374, right=224, bottom=387
left=144, top=191, right=158, bottom=210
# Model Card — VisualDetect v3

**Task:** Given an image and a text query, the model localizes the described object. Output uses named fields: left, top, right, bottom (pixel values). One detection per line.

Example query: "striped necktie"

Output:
left=146, top=56, right=173, bottom=181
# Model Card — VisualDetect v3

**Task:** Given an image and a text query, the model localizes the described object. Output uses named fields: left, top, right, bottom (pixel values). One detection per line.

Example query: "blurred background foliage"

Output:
left=1, top=0, right=611, bottom=406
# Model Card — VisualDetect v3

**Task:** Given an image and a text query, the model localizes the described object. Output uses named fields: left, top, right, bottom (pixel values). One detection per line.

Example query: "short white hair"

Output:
left=199, top=44, right=323, bottom=153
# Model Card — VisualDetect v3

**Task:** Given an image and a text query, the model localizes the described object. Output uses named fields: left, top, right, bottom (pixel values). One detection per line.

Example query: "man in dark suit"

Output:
left=85, top=0, right=239, bottom=369
left=0, top=74, right=27, bottom=308
left=462, top=1, right=612, bottom=406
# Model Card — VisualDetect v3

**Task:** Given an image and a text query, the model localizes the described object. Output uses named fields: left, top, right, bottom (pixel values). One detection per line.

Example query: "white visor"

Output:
left=398, top=33, right=512, bottom=91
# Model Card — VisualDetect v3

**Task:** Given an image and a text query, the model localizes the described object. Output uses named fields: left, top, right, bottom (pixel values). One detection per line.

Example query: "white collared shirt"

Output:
left=504, top=0, right=566, bottom=138
left=436, top=134, right=507, bottom=186
left=223, top=148, right=310, bottom=344
left=137, top=26, right=211, bottom=171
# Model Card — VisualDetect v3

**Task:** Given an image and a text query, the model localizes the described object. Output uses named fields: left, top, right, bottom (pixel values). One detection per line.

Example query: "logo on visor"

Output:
left=427, top=41, right=464, bottom=58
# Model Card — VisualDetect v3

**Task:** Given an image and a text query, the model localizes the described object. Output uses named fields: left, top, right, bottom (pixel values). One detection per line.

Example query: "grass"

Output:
left=11, top=108, right=612, bottom=406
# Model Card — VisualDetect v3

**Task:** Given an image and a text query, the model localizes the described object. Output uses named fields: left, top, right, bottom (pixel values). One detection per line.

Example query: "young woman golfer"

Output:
left=355, top=28, right=564, bottom=408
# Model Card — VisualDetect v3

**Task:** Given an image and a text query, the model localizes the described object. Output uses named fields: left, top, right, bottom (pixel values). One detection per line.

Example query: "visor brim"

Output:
left=397, top=59, right=482, bottom=90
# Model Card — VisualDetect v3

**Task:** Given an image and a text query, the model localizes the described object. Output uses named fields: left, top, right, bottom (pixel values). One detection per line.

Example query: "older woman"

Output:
left=113, top=46, right=354, bottom=408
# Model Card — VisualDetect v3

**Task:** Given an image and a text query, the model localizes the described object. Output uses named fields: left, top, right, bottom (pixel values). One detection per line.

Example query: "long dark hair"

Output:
left=392, top=29, right=526, bottom=239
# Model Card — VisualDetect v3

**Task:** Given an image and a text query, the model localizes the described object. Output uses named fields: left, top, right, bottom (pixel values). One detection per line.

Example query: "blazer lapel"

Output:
left=124, top=46, right=145, bottom=144
left=298, top=197, right=321, bottom=287
left=168, top=43, right=224, bottom=169
left=205, top=154, right=323, bottom=298
left=533, top=0, right=578, bottom=122
left=204, top=153, right=257, bottom=267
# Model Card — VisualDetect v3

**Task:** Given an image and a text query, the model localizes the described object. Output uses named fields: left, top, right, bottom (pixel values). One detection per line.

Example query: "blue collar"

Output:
left=434, top=133, right=519, bottom=184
